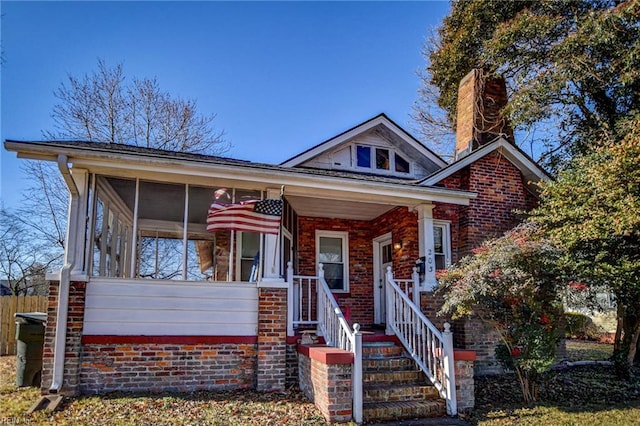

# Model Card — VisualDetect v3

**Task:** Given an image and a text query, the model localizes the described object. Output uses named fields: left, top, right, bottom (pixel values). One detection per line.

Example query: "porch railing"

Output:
left=316, top=263, right=363, bottom=424
left=385, top=266, right=457, bottom=416
left=288, top=264, right=319, bottom=334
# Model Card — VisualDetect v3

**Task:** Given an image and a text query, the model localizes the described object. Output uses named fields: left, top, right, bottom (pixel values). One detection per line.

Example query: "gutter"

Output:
left=49, top=155, right=79, bottom=393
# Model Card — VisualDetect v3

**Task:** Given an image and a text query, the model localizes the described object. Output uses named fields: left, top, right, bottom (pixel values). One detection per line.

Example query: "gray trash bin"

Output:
left=15, top=312, right=47, bottom=387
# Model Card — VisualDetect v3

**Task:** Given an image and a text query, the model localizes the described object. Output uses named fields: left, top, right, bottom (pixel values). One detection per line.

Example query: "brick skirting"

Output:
left=80, top=341, right=257, bottom=394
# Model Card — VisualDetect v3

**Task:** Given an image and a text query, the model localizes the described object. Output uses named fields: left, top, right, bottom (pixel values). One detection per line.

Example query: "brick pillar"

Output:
left=454, top=350, right=477, bottom=412
left=41, top=280, right=87, bottom=396
left=256, top=286, right=287, bottom=391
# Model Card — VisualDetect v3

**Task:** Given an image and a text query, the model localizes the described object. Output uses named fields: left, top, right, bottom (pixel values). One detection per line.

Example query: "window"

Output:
left=238, top=232, right=260, bottom=282
left=356, top=146, right=371, bottom=168
left=354, top=144, right=411, bottom=176
left=433, top=221, right=451, bottom=270
left=395, top=153, right=410, bottom=173
left=375, top=148, right=390, bottom=170
left=89, top=176, right=269, bottom=282
left=316, top=231, right=349, bottom=292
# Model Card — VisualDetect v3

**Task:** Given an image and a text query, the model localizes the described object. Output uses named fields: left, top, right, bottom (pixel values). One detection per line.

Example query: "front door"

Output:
left=373, top=234, right=393, bottom=324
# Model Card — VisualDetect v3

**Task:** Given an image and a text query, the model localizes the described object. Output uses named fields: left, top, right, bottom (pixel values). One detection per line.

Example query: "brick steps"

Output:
left=364, top=382, right=440, bottom=401
left=363, top=399, right=446, bottom=422
left=362, top=341, right=446, bottom=422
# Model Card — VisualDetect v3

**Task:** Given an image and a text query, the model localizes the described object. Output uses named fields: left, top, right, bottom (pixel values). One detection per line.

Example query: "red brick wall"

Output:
left=372, top=207, right=420, bottom=279
left=298, top=217, right=374, bottom=326
left=435, top=152, right=539, bottom=374
left=80, top=342, right=257, bottom=393
left=437, top=152, right=533, bottom=258
left=298, top=346, right=353, bottom=423
left=298, top=209, right=423, bottom=326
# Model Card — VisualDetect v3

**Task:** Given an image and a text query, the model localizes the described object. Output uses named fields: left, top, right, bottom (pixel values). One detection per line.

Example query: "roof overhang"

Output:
left=420, top=138, right=550, bottom=192
left=5, top=140, right=476, bottom=220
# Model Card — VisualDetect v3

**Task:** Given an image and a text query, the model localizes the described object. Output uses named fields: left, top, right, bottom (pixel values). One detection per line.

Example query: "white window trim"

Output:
left=351, top=144, right=413, bottom=177
left=235, top=231, right=260, bottom=282
left=433, top=220, right=451, bottom=269
left=316, top=230, right=350, bottom=293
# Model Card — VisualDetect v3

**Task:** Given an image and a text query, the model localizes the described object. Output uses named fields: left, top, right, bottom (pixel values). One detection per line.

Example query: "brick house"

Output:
left=4, top=69, right=548, bottom=422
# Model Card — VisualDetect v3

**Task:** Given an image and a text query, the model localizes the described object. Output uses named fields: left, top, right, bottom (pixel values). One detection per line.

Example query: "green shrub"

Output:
left=564, top=312, right=603, bottom=340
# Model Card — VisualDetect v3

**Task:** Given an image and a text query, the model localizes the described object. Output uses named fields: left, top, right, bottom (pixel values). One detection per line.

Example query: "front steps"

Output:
left=362, top=341, right=446, bottom=423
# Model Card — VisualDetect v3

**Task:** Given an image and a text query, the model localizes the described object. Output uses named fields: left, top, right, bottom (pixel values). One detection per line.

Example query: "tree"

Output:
left=0, top=209, right=58, bottom=295
left=415, top=0, right=640, bottom=168
left=438, top=223, right=563, bottom=402
left=529, top=115, right=640, bottom=378
left=20, top=59, right=227, bottom=275
left=47, top=59, right=227, bottom=154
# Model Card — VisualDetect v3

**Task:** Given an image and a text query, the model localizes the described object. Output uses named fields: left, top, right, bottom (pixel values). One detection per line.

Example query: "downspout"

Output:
left=50, top=155, right=79, bottom=393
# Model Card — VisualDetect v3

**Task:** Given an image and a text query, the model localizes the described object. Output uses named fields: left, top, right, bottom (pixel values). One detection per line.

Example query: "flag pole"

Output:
left=271, top=186, right=285, bottom=274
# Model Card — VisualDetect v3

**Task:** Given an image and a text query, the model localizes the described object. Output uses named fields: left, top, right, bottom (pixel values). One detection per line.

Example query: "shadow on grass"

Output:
left=470, top=365, right=640, bottom=425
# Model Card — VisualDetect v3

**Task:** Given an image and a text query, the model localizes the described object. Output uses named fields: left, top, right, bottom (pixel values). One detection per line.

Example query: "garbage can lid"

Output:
left=14, top=312, right=47, bottom=324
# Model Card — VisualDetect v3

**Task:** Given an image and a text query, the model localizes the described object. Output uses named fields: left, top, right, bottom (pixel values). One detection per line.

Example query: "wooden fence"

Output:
left=0, top=296, right=48, bottom=355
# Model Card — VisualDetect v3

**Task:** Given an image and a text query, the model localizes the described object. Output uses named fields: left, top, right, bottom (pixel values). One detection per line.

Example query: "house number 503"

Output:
left=427, top=249, right=434, bottom=272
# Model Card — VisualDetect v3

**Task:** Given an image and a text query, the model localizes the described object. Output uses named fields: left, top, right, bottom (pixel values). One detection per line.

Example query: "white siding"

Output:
left=83, top=279, right=258, bottom=336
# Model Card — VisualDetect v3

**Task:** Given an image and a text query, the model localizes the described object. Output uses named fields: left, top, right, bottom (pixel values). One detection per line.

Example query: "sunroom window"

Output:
left=89, top=175, right=268, bottom=282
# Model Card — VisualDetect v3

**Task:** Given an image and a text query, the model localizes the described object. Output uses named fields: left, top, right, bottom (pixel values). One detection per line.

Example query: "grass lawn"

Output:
left=1, top=339, right=638, bottom=425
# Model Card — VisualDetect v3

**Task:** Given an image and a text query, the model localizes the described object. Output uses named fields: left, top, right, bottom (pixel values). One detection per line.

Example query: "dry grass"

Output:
left=0, top=356, right=333, bottom=425
left=565, top=339, right=613, bottom=361
left=0, top=340, right=637, bottom=426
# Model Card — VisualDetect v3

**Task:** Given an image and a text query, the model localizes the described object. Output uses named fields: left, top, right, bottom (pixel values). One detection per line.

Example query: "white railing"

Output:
left=287, top=262, right=319, bottom=336
left=316, top=263, right=363, bottom=424
left=385, top=266, right=457, bottom=416
left=393, top=266, right=421, bottom=304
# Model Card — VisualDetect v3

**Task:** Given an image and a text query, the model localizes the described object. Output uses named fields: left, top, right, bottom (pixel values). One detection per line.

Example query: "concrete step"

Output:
left=364, top=382, right=441, bottom=402
left=363, top=399, right=446, bottom=423
left=363, top=356, right=416, bottom=371
left=363, top=369, right=426, bottom=385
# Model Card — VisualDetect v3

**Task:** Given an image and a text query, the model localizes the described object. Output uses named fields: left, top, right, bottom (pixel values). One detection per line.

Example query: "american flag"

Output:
left=206, top=199, right=282, bottom=235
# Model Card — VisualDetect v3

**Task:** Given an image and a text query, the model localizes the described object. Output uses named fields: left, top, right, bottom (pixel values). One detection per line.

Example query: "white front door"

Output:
left=373, top=234, right=393, bottom=324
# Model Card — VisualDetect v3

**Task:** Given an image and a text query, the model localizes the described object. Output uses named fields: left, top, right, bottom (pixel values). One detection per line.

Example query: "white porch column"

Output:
left=261, top=188, right=283, bottom=281
left=415, top=203, right=437, bottom=291
left=70, top=168, right=89, bottom=276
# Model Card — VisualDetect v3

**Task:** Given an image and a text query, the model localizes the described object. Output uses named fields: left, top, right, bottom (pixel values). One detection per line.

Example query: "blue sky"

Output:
left=1, top=1, right=451, bottom=209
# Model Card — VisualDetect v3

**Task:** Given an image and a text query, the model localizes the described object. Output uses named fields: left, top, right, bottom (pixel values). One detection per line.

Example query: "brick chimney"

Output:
left=455, top=68, right=514, bottom=159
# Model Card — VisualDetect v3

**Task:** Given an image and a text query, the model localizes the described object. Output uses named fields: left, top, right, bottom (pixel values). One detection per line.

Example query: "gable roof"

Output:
left=280, top=113, right=447, bottom=169
left=420, top=137, right=551, bottom=192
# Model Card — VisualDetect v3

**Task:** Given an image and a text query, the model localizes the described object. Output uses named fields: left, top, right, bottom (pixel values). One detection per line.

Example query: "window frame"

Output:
left=432, top=220, right=451, bottom=270
left=236, top=231, right=261, bottom=282
left=352, top=144, right=412, bottom=176
left=316, top=230, right=349, bottom=293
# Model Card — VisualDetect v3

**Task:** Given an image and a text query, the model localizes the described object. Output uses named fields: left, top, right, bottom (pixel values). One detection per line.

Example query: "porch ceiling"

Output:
left=285, top=195, right=396, bottom=221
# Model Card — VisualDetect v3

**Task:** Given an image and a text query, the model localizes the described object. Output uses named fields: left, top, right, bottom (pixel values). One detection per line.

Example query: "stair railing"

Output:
left=316, top=263, right=363, bottom=423
left=385, top=266, right=457, bottom=416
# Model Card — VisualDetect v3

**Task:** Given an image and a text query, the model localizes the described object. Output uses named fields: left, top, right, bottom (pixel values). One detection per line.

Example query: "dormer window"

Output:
left=354, top=144, right=410, bottom=175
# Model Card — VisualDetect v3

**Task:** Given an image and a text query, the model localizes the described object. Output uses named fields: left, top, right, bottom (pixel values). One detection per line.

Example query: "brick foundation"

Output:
left=286, top=338, right=299, bottom=387
left=298, top=344, right=353, bottom=423
left=41, top=280, right=87, bottom=396
left=257, top=286, right=287, bottom=391
left=79, top=340, right=257, bottom=393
